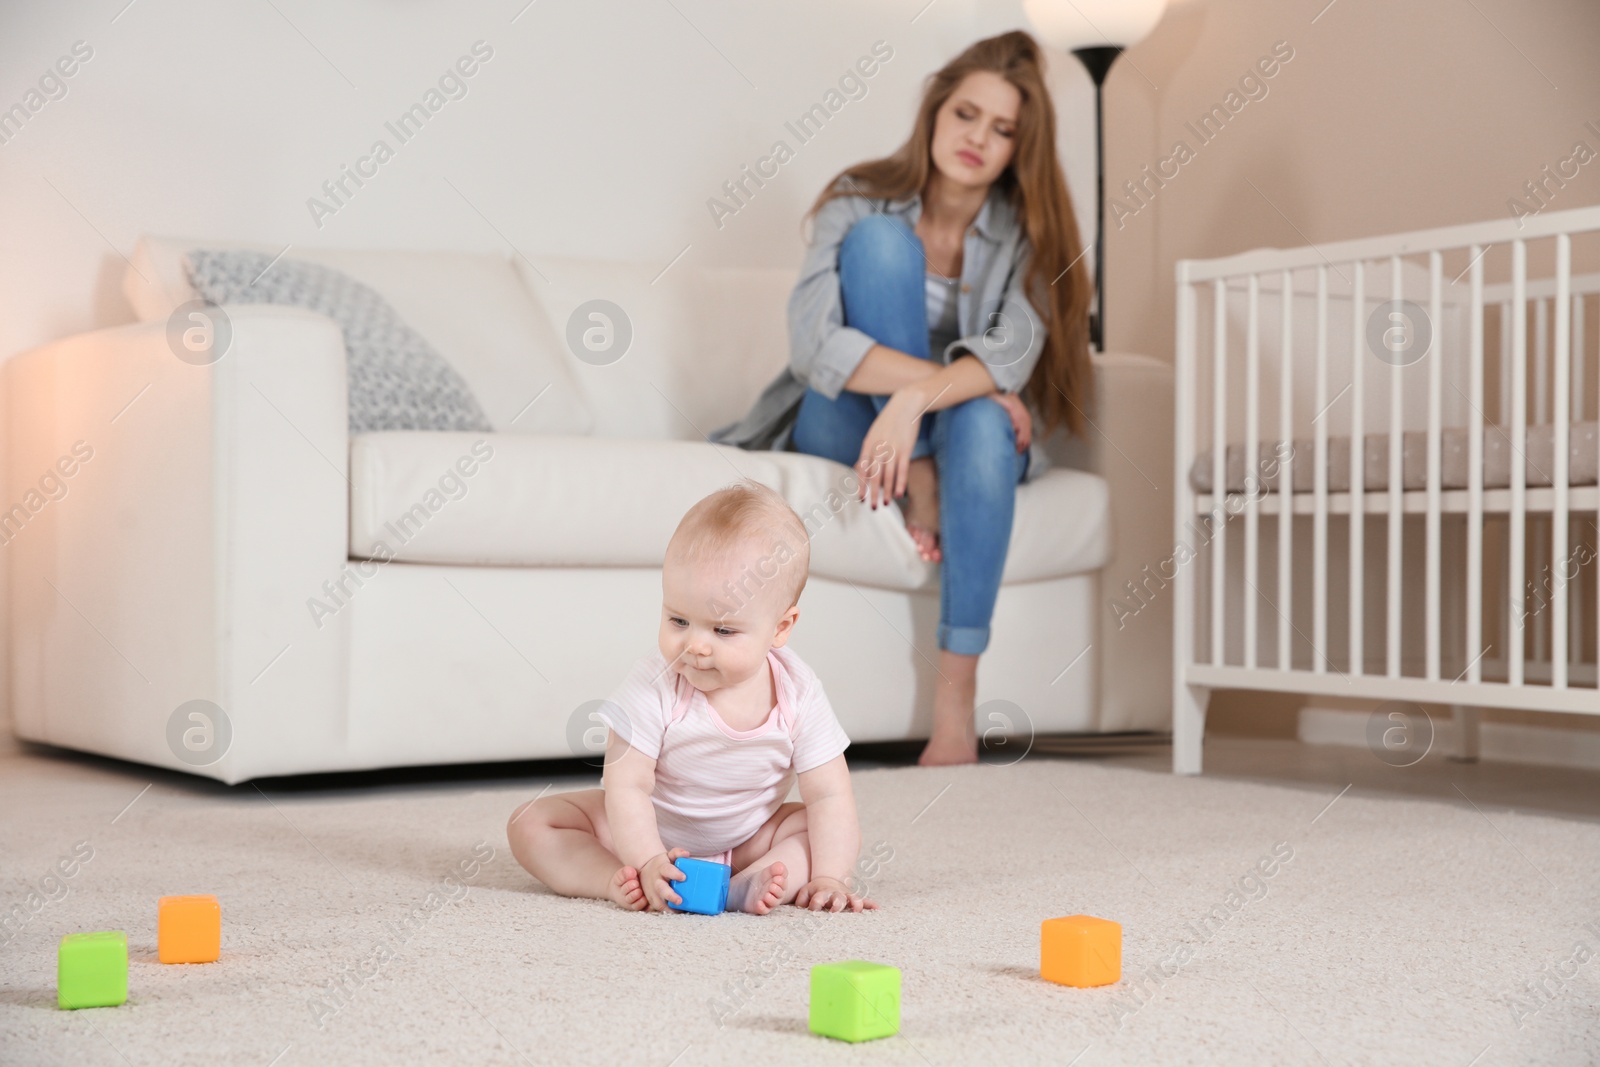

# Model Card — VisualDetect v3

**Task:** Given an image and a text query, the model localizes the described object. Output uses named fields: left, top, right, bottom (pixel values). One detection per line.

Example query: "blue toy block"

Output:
left=668, top=857, right=730, bottom=914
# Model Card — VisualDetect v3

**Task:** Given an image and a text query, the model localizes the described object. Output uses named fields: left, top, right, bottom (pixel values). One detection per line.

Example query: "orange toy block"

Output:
left=158, top=895, right=221, bottom=964
left=1041, top=914, right=1120, bottom=987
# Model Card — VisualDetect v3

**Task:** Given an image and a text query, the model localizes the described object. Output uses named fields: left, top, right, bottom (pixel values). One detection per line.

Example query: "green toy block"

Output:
left=809, top=960, right=900, bottom=1043
left=58, top=931, right=128, bottom=1009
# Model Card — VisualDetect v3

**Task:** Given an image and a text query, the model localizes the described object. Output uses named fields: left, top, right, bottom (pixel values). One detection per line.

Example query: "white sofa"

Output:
left=5, top=236, right=1175, bottom=783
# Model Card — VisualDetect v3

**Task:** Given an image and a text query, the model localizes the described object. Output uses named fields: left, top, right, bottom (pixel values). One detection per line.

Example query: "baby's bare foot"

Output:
left=609, top=865, right=647, bottom=911
left=728, top=861, right=787, bottom=915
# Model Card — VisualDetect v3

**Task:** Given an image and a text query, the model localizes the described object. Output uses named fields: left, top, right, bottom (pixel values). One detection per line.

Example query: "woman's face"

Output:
left=929, top=70, right=1021, bottom=190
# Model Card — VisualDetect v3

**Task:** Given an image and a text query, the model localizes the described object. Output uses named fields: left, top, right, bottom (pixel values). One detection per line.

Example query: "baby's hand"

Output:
left=639, top=848, right=691, bottom=912
left=794, top=876, right=879, bottom=913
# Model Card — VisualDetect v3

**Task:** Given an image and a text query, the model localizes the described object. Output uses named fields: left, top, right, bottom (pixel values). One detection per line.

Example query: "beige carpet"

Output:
left=2, top=745, right=1598, bottom=1066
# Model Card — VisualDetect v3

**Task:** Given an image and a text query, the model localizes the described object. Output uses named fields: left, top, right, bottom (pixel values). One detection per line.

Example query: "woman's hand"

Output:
left=856, top=390, right=924, bottom=510
left=989, top=391, right=1032, bottom=453
left=639, top=848, right=690, bottom=912
left=794, top=875, right=879, bottom=912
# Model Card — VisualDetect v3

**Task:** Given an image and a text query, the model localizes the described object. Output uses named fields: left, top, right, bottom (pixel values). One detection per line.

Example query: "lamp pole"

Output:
left=1072, top=44, right=1122, bottom=354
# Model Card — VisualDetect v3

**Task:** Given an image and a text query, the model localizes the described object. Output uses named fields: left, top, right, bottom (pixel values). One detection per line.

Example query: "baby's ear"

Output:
left=771, top=604, right=800, bottom=645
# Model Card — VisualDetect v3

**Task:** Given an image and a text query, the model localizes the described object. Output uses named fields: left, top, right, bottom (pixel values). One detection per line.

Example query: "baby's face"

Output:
left=659, top=550, right=795, bottom=692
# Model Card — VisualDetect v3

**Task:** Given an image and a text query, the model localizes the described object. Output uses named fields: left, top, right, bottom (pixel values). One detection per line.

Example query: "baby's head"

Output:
left=660, top=478, right=810, bottom=692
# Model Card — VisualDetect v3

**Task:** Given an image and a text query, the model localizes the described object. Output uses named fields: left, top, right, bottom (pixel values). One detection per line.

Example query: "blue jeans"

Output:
left=789, top=213, right=1028, bottom=656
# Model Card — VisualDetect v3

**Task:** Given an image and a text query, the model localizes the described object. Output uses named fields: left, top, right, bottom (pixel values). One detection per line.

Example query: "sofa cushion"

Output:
left=125, top=235, right=593, bottom=437
left=349, top=431, right=790, bottom=569
left=514, top=255, right=795, bottom=443
left=348, top=433, right=1111, bottom=587
left=755, top=451, right=1110, bottom=588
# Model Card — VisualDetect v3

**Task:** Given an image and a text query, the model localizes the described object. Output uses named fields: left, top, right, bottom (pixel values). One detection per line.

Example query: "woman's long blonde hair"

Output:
left=805, top=30, right=1093, bottom=441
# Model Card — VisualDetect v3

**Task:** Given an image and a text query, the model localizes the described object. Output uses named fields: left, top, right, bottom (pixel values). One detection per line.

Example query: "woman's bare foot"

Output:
left=608, top=865, right=647, bottom=911
left=727, top=861, right=787, bottom=915
left=918, top=730, right=978, bottom=766
left=918, top=649, right=979, bottom=766
left=896, top=456, right=941, bottom=562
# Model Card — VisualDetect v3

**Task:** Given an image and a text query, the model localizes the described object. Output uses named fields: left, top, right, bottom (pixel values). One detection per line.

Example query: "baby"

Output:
left=507, top=478, right=878, bottom=915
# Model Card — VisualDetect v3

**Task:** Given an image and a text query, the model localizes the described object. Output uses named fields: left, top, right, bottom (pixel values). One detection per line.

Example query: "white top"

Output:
left=926, top=270, right=961, bottom=363
left=595, top=645, right=852, bottom=855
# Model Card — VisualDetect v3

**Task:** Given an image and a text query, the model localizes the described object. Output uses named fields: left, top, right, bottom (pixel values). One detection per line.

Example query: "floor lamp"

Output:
left=1022, top=0, right=1169, bottom=353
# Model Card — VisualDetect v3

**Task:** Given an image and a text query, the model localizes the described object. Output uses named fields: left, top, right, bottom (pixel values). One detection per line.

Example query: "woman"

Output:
left=709, top=31, right=1093, bottom=767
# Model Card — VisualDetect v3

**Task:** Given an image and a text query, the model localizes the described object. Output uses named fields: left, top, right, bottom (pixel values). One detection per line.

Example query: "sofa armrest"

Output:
left=7, top=306, right=351, bottom=782
left=1042, top=351, right=1174, bottom=732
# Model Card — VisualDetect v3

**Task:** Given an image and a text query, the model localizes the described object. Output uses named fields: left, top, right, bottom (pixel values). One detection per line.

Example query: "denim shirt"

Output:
left=708, top=182, right=1051, bottom=483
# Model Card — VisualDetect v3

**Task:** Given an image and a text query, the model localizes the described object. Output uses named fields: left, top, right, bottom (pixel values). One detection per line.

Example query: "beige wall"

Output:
left=1111, top=0, right=1600, bottom=361
left=1106, top=0, right=1600, bottom=736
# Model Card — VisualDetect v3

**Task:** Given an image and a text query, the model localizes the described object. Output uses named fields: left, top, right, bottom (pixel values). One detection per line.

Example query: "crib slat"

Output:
left=1536, top=296, right=1549, bottom=426
left=1212, top=278, right=1228, bottom=667
left=1510, top=240, right=1527, bottom=686
left=1552, top=235, right=1570, bottom=688
left=1351, top=260, right=1365, bottom=676
left=1468, top=246, right=1485, bottom=685
left=1576, top=291, right=1589, bottom=681
left=1576, top=293, right=1587, bottom=422
left=1175, top=269, right=1199, bottom=723
left=1427, top=251, right=1442, bottom=681
left=1532, top=294, right=1549, bottom=673
left=1245, top=275, right=1260, bottom=669
left=1314, top=266, right=1329, bottom=675
left=1387, top=255, right=1404, bottom=678
left=1499, top=301, right=1512, bottom=425
left=1279, top=268, right=1294, bottom=670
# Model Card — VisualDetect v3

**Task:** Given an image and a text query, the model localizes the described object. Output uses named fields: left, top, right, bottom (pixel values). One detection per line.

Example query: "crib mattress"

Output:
left=1189, top=420, right=1599, bottom=494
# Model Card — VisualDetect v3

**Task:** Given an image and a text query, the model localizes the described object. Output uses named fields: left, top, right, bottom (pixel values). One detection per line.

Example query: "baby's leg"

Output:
left=727, top=804, right=810, bottom=915
left=506, top=788, right=645, bottom=910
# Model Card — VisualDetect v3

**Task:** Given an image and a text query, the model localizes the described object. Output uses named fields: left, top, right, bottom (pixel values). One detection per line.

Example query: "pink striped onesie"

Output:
left=596, top=644, right=852, bottom=864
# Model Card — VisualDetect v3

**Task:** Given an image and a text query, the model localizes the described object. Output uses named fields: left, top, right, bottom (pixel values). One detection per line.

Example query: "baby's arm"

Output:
left=793, top=755, right=877, bottom=911
left=602, top=728, right=687, bottom=911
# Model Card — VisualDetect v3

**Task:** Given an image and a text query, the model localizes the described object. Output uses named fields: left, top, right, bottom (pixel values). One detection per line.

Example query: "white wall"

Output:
left=0, top=0, right=1104, bottom=738
left=0, top=0, right=1100, bottom=358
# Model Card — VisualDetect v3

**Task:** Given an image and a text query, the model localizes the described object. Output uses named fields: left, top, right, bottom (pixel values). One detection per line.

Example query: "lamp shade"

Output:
left=1021, top=0, right=1168, bottom=50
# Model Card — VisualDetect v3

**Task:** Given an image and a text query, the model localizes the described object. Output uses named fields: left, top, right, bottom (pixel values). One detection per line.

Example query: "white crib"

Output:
left=1171, top=202, right=1600, bottom=774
